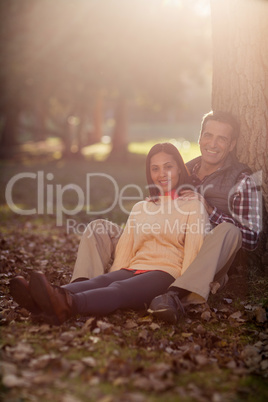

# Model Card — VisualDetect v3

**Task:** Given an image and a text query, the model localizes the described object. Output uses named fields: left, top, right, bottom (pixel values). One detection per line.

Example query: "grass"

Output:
left=18, top=135, right=201, bottom=163
left=0, top=140, right=200, bottom=232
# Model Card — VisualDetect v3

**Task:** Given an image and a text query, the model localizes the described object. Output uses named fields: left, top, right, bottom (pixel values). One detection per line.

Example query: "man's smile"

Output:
left=205, top=149, right=218, bottom=154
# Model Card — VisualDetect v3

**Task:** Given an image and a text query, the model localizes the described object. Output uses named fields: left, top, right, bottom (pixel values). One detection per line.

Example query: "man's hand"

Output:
left=179, top=190, right=214, bottom=215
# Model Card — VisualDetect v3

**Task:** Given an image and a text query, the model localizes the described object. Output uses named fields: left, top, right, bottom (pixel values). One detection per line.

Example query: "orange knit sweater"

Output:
left=111, top=197, right=210, bottom=279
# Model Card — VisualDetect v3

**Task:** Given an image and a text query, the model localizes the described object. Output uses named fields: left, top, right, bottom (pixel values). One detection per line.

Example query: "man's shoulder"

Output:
left=186, top=156, right=201, bottom=173
left=186, top=154, right=252, bottom=176
left=228, top=154, right=252, bottom=176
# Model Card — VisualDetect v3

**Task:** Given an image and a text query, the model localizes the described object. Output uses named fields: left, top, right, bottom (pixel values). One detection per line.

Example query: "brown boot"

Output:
left=10, top=276, right=42, bottom=314
left=29, top=271, right=75, bottom=325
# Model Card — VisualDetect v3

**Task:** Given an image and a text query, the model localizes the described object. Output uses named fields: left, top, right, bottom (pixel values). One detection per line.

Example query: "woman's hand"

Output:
left=179, top=190, right=214, bottom=215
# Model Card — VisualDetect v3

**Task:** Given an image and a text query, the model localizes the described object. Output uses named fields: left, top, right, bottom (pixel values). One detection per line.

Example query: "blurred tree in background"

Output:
left=0, top=0, right=211, bottom=158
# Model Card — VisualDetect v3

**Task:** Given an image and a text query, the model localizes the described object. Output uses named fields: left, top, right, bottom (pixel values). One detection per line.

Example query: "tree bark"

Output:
left=0, top=103, right=20, bottom=157
left=211, top=0, right=268, bottom=211
left=211, top=0, right=268, bottom=265
left=110, top=95, right=128, bottom=160
left=91, top=90, right=103, bottom=144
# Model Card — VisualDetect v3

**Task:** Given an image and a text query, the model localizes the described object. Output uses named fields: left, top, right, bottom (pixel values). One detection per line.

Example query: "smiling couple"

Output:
left=10, top=111, right=261, bottom=325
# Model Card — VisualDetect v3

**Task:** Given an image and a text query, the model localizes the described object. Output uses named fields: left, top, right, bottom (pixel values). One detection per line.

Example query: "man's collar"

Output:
left=191, top=153, right=234, bottom=177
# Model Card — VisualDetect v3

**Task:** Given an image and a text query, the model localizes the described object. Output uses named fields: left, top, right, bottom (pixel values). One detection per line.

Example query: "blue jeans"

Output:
left=63, top=269, right=174, bottom=316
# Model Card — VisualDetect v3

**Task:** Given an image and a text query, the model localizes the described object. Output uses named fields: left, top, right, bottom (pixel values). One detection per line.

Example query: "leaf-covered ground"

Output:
left=1, top=214, right=268, bottom=402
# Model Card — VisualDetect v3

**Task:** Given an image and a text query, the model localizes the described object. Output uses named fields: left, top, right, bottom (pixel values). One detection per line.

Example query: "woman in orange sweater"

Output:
left=10, top=143, right=210, bottom=325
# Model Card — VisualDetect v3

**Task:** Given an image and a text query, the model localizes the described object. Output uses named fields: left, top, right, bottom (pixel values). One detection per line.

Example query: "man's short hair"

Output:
left=200, top=111, right=240, bottom=140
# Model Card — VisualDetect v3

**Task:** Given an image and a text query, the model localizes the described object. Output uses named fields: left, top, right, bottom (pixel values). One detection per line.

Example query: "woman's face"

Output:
left=150, top=152, right=180, bottom=193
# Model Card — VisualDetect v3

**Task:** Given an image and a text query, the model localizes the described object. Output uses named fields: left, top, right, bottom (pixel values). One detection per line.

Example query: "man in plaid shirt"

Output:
left=70, top=110, right=261, bottom=323
left=191, top=162, right=260, bottom=251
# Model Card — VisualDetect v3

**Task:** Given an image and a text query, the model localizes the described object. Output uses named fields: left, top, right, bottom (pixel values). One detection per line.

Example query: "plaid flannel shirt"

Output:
left=191, top=164, right=261, bottom=251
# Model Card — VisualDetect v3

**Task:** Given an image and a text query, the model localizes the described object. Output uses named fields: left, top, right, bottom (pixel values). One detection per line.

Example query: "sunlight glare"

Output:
left=161, top=0, right=210, bottom=15
left=162, top=0, right=183, bottom=7
left=194, top=0, right=211, bottom=16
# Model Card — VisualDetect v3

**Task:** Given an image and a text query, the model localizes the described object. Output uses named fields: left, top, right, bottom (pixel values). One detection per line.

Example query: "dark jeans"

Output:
left=63, top=269, right=174, bottom=316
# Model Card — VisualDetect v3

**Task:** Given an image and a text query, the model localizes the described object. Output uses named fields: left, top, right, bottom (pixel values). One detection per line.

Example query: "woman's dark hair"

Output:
left=146, top=142, right=192, bottom=199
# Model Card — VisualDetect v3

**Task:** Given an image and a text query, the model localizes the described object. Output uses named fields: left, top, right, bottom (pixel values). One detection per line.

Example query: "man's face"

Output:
left=199, top=120, right=237, bottom=169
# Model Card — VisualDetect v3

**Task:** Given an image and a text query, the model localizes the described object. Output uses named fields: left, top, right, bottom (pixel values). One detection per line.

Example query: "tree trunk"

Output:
left=110, top=95, right=128, bottom=160
left=91, top=90, right=103, bottom=144
left=34, top=102, right=47, bottom=141
left=0, top=104, right=20, bottom=157
left=211, top=0, right=268, bottom=266
left=211, top=0, right=268, bottom=210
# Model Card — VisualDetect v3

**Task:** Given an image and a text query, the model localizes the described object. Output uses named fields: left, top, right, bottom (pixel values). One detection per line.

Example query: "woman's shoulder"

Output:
left=130, top=198, right=160, bottom=213
left=131, top=200, right=147, bottom=211
left=174, top=197, right=204, bottom=212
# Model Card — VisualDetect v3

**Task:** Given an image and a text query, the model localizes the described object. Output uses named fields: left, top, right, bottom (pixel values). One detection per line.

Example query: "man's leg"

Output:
left=172, top=222, right=242, bottom=302
left=149, top=223, right=242, bottom=322
left=71, top=219, right=123, bottom=282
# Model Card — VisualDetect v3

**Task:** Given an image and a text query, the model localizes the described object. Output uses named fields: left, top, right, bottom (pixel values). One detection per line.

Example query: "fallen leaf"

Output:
left=97, top=320, right=113, bottom=331
left=61, top=394, right=83, bottom=402
left=138, top=329, right=149, bottom=340
left=194, top=324, right=206, bottom=335
left=181, top=332, right=193, bottom=338
left=124, top=319, right=138, bottom=329
left=7, top=342, right=34, bottom=362
left=81, top=317, right=95, bottom=331
left=89, top=336, right=100, bottom=344
left=29, top=354, right=58, bottom=370
left=260, top=360, right=268, bottom=371
left=60, top=331, right=76, bottom=342
left=229, top=311, right=242, bottom=320
left=148, top=362, right=171, bottom=376
left=165, top=347, right=174, bottom=354
left=81, top=357, right=96, bottom=367
left=225, top=360, right=237, bottom=369
left=0, top=361, right=18, bottom=376
left=254, top=307, right=267, bottom=323
left=241, top=345, right=262, bottom=367
left=32, top=372, right=57, bottom=385
left=194, top=354, right=208, bottom=366
left=149, top=322, right=160, bottom=331
left=2, top=374, right=28, bottom=388
left=132, top=377, right=152, bottom=391
left=201, top=311, right=211, bottom=321
left=210, top=281, right=221, bottom=294
left=215, top=340, right=228, bottom=348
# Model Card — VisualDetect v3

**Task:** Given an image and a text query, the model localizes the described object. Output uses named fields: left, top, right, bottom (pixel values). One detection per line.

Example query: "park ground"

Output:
left=0, top=142, right=267, bottom=401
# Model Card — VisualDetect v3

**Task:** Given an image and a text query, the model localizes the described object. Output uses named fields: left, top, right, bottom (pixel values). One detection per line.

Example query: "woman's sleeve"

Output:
left=110, top=206, right=137, bottom=271
left=181, top=200, right=210, bottom=275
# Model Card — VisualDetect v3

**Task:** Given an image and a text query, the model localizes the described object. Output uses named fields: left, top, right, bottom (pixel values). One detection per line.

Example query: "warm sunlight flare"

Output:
left=162, top=0, right=210, bottom=16
left=194, top=0, right=211, bottom=16
left=1, top=0, right=212, bottom=157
